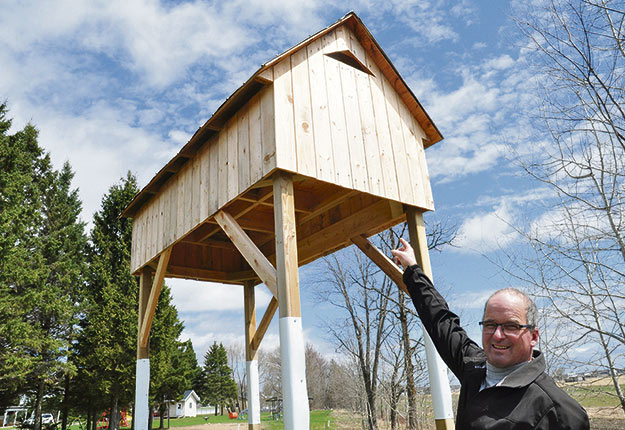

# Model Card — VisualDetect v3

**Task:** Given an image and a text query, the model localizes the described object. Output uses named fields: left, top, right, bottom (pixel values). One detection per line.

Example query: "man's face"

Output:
left=482, top=292, right=539, bottom=368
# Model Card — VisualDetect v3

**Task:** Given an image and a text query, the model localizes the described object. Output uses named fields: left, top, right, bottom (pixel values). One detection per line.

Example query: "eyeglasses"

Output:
left=479, top=321, right=535, bottom=336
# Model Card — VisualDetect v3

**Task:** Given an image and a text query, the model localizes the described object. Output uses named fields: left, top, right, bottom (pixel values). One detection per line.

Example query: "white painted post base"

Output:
left=246, top=360, right=261, bottom=426
left=422, top=330, right=454, bottom=421
left=279, top=317, right=309, bottom=430
left=135, top=359, right=150, bottom=430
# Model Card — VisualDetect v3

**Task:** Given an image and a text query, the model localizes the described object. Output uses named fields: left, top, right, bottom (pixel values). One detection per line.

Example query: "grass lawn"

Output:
left=98, top=410, right=336, bottom=430
left=260, top=409, right=332, bottom=430
left=563, top=381, right=625, bottom=409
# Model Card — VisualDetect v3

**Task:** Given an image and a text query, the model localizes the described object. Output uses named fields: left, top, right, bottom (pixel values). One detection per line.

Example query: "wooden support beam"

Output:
left=215, top=210, right=278, bottom=298
left=350, top=234, right=408, bottom=294
left=297, top=189, right=358, bottom=224
left=198, top=188, right=274, bottom=243
left=405, top=206, right=455, bottom=430
left=139, top=247, right=172, bottom=348
left=273, top=172, right=301, bottom=318
left=405, top=206, right=433, bottom=278
left=244, top=281, right=257, bottom=361
left=251, top=297, right=278, bottom=351
left=273, top=171, right=309, bottom=429
left=137, top=267, right=152, bottom=359
left=244, top=280, right=262, bottom=429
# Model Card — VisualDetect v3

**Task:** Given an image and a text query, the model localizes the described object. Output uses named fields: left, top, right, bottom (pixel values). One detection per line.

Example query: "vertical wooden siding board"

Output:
left=273, top=58, right=297, bottom=172
left=218, top=129, right=228, bottom=209
left=145, top=205, right=152, bottom=266
left=227, top=113, right=239, bottom=203
left=261, top=85, right=276, bottom=177
left=169, top=175, right=178, bottom=246
left=192, top=152, right=201, bottom=227
left=136, top=210, right=143, bottom=269
left=184, top=162, right=194, bottom=235
left=176, top=171, right=185, bottom=241
left=238, top=108, right=251, bottom=194
left=162, top=180, right=171, bottom=249
left=412, top=117, right=435, bottom=209
left=150, top=200, right=157, bottom=263
left=381, top=73, right=414, bottom=204
left=341, top=30, right=369, bottom=193
left=323, top=29, right=351, bottom=188
left=131, top=217, right=137, bottom=271
left=132, top=214, right=140, bottom=271
left=142, top=205, right=148, bottom=264
left=291, top=46, right=316, bottom=177
left=209, top=138, right=220, bottom=216
left=199, top=143, right=210, bottom=221
left=157, top=191, right=164, bottom=255
left=144, top=204, right=151, bottom=265
left=366, top=54, right=399, bottom=201
left=354, top=51, right=383, bottom=196
left=398, top=97, right=428, bottom=208
left=305, top=38, right=330, bottom=182
left=249, top=95, right=263, bottom=184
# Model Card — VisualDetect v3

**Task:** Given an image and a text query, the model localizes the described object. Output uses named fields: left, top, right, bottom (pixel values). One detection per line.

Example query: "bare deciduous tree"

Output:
left=226, top=343, right=246, bottom=411
left=509, top=0, right=625, bottom=412
left=317, top=250, right=394, bottom=430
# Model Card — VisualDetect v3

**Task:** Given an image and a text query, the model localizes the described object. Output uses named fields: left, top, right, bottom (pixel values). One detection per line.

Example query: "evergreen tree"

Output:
left=198, top=343, right=237, bottom=415
left=0, top=103, right=88, bottom=427
left=28, top=161, right=88, bottom=430
left=78, top=173, right=139, bottom=430
left=149, top=285, right=198, bottom=428
left=0, top=102, right=46, bottom=408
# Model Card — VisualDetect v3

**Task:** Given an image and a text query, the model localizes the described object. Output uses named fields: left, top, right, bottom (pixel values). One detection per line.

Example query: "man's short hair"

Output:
left=483, top=288, right=538, bottom=328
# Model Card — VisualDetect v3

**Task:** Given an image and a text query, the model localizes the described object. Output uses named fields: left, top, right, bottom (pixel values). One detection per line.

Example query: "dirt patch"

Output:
left=587, top=406, right=624, bottom=420
left=170, top=425, right=243, bottom=430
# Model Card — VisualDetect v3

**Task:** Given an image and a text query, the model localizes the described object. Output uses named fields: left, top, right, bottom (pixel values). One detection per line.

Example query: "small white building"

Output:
left=167, top=390, right=200, bottom=418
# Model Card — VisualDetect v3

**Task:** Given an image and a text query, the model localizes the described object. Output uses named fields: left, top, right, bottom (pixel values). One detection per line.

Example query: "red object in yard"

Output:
left=228, top=412, right=238, bottom=419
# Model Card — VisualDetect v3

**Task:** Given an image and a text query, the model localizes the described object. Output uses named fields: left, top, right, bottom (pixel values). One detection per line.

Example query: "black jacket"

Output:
left=403, top=264, right=590, bottom=429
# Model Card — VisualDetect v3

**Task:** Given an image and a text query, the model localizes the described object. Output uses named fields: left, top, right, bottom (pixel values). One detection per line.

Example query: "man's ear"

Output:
left=530, top=327, right=539, bottom=347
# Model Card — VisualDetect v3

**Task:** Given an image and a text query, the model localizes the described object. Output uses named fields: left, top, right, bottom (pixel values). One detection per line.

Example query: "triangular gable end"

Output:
left=122, top=11, right=440, bottom=220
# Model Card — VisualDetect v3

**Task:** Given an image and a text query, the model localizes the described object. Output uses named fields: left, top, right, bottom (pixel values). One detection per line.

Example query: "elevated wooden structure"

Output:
left=123, top=12, right=453, bottom=430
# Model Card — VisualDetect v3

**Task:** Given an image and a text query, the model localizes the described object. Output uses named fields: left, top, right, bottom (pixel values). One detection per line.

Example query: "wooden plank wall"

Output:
left=272, top=25, right=434, bottom=211
left=130, top=86, right=276, bottom=273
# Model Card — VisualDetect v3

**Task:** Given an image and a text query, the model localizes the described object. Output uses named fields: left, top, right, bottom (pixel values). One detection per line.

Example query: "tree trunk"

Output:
left=61, top=374, right=70, bottom=430
left=33, top=379, right=45, bottom=430
left=109, top=396, right=120, bottom=430
left=399, top=293, right=418, bottom=429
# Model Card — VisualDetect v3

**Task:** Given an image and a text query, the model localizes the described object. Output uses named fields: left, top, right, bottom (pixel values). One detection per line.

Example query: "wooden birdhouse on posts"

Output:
left=122, top=12, right=454, bottom=430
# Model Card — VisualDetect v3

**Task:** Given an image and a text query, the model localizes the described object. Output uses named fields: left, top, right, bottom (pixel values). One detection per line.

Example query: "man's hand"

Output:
left=390, top=238, right=417, bottom=269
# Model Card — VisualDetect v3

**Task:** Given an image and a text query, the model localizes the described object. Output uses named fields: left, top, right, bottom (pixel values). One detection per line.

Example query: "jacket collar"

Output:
left=497, top=350, right=545, bottom=388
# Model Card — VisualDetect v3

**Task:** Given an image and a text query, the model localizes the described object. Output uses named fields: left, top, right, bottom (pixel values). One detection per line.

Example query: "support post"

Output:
left=139, top=247, right=172, bottom=348
left=273, top=171, right=309, bottom=430
left=244, top=282, right=261, bottom=430
left=135, top=267, right=152, bottom=430
left=406, top=207, right=455, bottom=430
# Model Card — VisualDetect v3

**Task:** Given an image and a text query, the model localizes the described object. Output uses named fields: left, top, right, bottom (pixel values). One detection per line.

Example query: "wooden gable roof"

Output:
left=122, top=11, right=441, bottom=219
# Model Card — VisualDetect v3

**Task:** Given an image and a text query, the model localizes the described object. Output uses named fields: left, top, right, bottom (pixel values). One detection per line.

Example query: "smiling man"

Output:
left=391, top=238, right=589, bottom=429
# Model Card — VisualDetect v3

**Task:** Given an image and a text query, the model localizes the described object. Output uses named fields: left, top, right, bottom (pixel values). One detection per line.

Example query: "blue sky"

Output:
left=1, top=1, right=557, bottom=362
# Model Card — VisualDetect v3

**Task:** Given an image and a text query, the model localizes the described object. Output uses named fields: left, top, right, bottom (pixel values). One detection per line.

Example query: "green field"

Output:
left=79, top=410, right=335, bottom=430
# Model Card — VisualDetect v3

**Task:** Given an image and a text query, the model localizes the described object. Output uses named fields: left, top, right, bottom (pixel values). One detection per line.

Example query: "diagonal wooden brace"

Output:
left=139, top=247, right=172, bottom=348
left=251, top=296, right=279, bottom=351
left=351, top=234, right=408, bottom=294
left=215, top=210, right=278, bottom=298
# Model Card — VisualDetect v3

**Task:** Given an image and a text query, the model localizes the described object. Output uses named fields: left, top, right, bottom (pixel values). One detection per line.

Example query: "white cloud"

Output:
left=483, top=54, right=515, bottom=71
left=448, top=289, right=494, bottom=311
left=455, top=201, right=519, bottom=253
left=169, top=279, right=272, bottom=313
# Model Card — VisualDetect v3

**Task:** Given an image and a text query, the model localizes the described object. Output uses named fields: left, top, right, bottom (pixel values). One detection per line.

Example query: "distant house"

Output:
left=168, top=390, right=200, bottom=418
